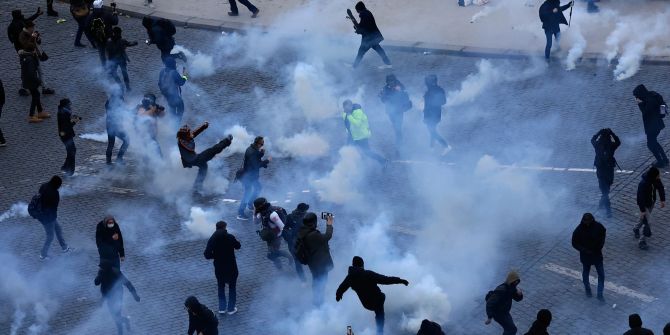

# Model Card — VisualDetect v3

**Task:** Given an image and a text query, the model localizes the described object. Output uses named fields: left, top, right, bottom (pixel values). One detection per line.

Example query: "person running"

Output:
left=634, top=84, right=668, bottom=168
left=485, top=271, right=524, bottom=335
left=351, top=1, right=392, bottom=69
left=35, top=176, right=74, bottom=260
left=342, top=99, right=386, bottom=165
left=227, top=0, right=259, bottom=18
left=538, top=0, right=573, bottom=61
left=635, top=166, right=665, bottom=250
left=159, top=57, right=188, bottom=123
left=253, top=197, right=292, bottom=269
left=423, top=74, right=451, bottom=155
left=94, top=261, right=140, bottom=335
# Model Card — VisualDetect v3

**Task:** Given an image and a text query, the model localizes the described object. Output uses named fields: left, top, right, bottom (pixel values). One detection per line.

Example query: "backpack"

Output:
left=652, top=92, right=667, bottom=118
left=28, top=193, right=43, bottom=220
left=90, top=17, right=107, bottom=43
left=272, top=206, right=289, bottom=228
left=257, top=206, right=289, bottom=242
left=294, top=233, right=312, bottom=265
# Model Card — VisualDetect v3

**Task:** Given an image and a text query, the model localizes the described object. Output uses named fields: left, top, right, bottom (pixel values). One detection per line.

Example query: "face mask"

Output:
left=107, top=223, right=114, bottom=228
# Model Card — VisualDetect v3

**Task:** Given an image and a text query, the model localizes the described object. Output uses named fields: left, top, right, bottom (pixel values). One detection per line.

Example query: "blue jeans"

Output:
left=40, top=219, right=68, bottom=257
left=238, top=178, right=261, bottom=215
left=311, top=271, right=328, bottom=306
left=544, top=30, right=560, bottom=59
left=61, top=137, right=77, bottom=175
left=493, top=312, right=517, bottom=335
left=582, top=259, right=605, bottom=297
left=216, top=274, right=237, bottom=311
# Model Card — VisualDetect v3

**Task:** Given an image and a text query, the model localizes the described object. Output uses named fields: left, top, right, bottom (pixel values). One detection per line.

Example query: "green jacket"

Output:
left=343, top=106, right=371, bottom=141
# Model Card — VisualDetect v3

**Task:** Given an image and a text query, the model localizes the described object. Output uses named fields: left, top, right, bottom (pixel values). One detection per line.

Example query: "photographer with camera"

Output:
left=296, top=211, right=334, bottom=306
left=86, top=0, right=119, bottom=66
left=591, top=128, right=620, bottom=218
left=57, top=98, right=81, bottom=176
left=136, top=93, right=166, bottom=159
left=253, top=197, right=292, bottom=270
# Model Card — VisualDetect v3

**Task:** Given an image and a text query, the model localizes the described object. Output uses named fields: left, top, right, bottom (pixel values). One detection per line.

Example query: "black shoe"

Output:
left=596, top=294, right=605, bottom=303
left=633, top=228, right=640, bottom=239
left=251, top=9, right=259, bottom=18
left=74, top=42, right=86, bottom=47
left=585, top=290, right=593, bottom=298
left=42, top=88, right=55, bottom=95
left=0, top=141, right=6, bottom=147
left=228, top=12, right=239, bottom=16
left=19, top=88, right=30, bottom=96
left=639, top=241, right=648, bottom=250
left=47, top=10, right=59, bottom=17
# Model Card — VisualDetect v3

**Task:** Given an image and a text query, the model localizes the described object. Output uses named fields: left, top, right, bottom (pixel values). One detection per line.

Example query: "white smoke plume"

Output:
left=223, top=124, right=255, bottom=155
left=0, top=202, right=29, bottom=222
left=274, top=132, right=330, bottom=158
left=79, top=132, right=108, bottom=142
left=311, top=146, right=363, bottom=204
left=183, top=206, right=219, bottom=238
left=172, top=45, right=216, bottom=78
left=565, top=24, right=586, bottom=71
left=470, top=2, right=501, bottom=23
left=291, top=62, right=340, bottom=121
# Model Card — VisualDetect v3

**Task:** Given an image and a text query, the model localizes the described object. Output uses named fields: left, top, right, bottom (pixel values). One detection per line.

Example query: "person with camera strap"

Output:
left=253, top=197, right=293, bottom=270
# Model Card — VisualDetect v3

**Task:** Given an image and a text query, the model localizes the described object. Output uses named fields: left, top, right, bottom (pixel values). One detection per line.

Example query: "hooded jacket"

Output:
left=343, top=104, right=372, bottom=141
left=241, top=144, right=269, bottom=180
left=423, top=83, right=446, bottom=124
left=57, top=104, right=77, bottom=140
left=96, top=219, right=125, bottom=265
left=636, top=171, right=665, bottom=211
left=185, top=297, right=218, bottom=335
left=539, top=0, right=570, bottom=33
left=571, top=217, right=606, bottom=263
left=380, top=79, right=410, bottom=116
left=524, top=320, right=550, bottom=335
left=623, top=327, right=654, bottom=335
left=634, top=84, right=666, bottom=135
left=356, top=8, right=384, bottom=47
left=485, top=282, right=523, bottom=318
left=297, top=222, right=333, bottom=274
left=336, top=266, right=405, bottom=311
left=204, top=228, right=241, bottom=281
left=591, top=130, right=620, bottom=170
left=8, top=10, right=40, bottom=51
left=38, top=181, right=60, bottom=222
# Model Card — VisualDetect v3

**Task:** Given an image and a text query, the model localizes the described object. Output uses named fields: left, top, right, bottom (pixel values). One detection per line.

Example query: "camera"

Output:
left=321, top=212, right=333, bottom=220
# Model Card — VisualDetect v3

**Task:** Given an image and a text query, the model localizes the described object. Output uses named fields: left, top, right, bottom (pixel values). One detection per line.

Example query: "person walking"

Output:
left=57, top=98, right=79, bottom=176
left=623, top=314, right=654, bottom=335
left=296, top=212, right=334, bottom=306
left=106, top=27, right=138, bottom=92
left=159, top=57, right=188, bottom=123
left=253, top=198, right=293, bottom=269
left=336, top=256, right=409, bottom=335
left=591, top=128, right=621, bottom=218
left=284, top=203, right=309, bottom=283
left=105, top=90, right=129, bottom=165
left=485, top=271, right=524, bottom=335
left=184, top=296, right=219, bottom=335
left=96, top=216, right=125, bottom=269
left=379, top=74, right=411, bottom=150
left=86, top=0, right=119, bottom=66
left=571, top=213, right=606, bottom=301
left=0, top=79, right=5, bottom=146
left=423, top=74, right=451, bottom=155
left=524, top=309, right=552, bottom=335
left=538, top=0, right=573, bottom=61
left=94, top=262, right=140, bottom=335
left=228, top=0, right=259, bottom=18
left=141, top=17, right=187, bottom=64
left=342, top=99, right=386, bottom=165
left=635, top=166, right=665, bottom=250
left=634, top=84, right=668, bottom=168
left=177, top=123, right=233, bottom=192
left=69, top=0, right=93, bottom=47
left=236, top=136, right=270, bottom=220
left=351, top=1, right=392, bottom=69
left=204, top=221, right=241, bottom=315
left=36, top=176, right=73, bottom=260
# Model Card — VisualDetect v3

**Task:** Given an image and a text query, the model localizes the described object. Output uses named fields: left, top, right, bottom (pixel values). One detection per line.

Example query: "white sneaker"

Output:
left=378, top=64, right=393, bottom=70
left=441, top=145, right=452, bottom=156
left=218, top=310, right=226, bottom=314
left=227, top=307, right=238, bottom=315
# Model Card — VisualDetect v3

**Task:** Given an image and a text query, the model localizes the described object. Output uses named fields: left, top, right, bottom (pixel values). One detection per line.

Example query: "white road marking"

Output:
left=221, top=199, right=238, bottom=203
left=543, top=263, right=656, bottom=303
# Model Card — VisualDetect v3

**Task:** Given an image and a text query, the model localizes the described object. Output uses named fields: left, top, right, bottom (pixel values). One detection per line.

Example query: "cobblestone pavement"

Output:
left=1, top=1, right=670, bottom=334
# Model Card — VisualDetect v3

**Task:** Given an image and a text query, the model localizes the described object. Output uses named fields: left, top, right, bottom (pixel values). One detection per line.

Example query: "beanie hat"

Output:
left=629, top=314, right=642, bottom=328
left=93, top=0, right=104, bottom=9
left=302, top=212, right=317, bottom=228
left=505, top=270, right=520, bottom=284
left=581, top=212, right=595, bottom=225
left=297, top=203, right=309, bottom=211
left=253, top=197, right=269, bottom=212
left=352, top=256, right=364, bottom=267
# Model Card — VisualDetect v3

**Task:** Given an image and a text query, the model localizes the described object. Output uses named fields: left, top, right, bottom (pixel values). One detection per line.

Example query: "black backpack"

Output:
left=652, top=92, right=667, bottom=118
left=90, top=17, right=107, bottom=43
left=28, top=193, right=43, bottom=220
left=294, top=233, right=312, bottom=265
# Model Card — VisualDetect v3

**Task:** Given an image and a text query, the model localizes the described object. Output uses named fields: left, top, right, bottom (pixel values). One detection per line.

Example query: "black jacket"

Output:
left=8, top=10, right=40, bottom=51
left=636, top=172, right=665, bottom=212
left=485, top=282, right=523, bottom=318
left=539, top=0, right=570, bottom=33
left=336, top=266, right=404, bottom=311
left=357, top=9, right=384, bottom=47
left=284, top=208, right=308, bottom=244
left=297, top=224, right=333, bottom=274
left=0, top=79, right=5, bottom=107
left=143, top=17, right=176, bottom=52
left=424, top=84, right=446, bottom=124
left=19, top=50, right=41, bottom=89
left=571, top=219, right=606, bottom=263
left=634, top=84, right=666, bottom=135
left=158, top=66, right=186, bottom=104
left=106, top=37, right=136, bottom=64
left=96, top=220, right=125, bottom=264
left=86, top=8, right=118, bottom=42
left=241, top=145, right=269, bottom=181
left=380, top=82, right=410, bottom=116
left=187, top=304, right=218, bottom=335
left=204, top=228, right=241, bottom=281
left=524, top=320, right=550, bottom=335
left=38, top=182, right=59, bottom=222
left=623, top=328, right=654, bottom=335
left=58, top=105, right=77, bottom=140
left=94, top=266, right=139, bottom=301
left=591, top=131, right=620, bottom=169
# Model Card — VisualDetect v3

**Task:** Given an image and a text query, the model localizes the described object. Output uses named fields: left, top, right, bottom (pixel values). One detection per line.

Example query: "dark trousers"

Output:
left=61, top=137, right=77, bottom=174
left=544, top=30, right=560, bottom=59
left=215, top=272, right=237, bottom=311
left=167, top=99, right=185, bottom=124
left=229, top=0, right=258, bottom=14
left=311, top=271, right=328, bottom=306
left=108, top=61, right=130, bottom=89
left=582, top=259, right=605, bottom=297
left=29, top=87, right=43, bottom=116
left=0, top=105, right=5, bottom=143
left=493, top=312, right=517, bottom=335
left=284, top=236, right=306, bottom=282
left=104, top=293, right=128, bottom=335
left=97, top=40, right=108, bottom=66
left=73, top=16, right=91, bottom=45
left=266, top=237, right=291, bottom=269
left=369, top=293, right=386, bottom=335
left=596, top=168, right=613, bottom=216
left=353, top=43, right=391, bottom=67
left=238, top=178, right=261, bottom=215
left=40, top=219, right=68, bottom=257
left=646, top=130, right=668, bottom=164
left=353, top=139, right=386, bottom=165
left=426, top=121, right=448, bottom=147
left=190, top=140, right=229, bottom=190
left=107, top=130, right=129, bottom=163
left=388, top=113, right=403, bottom=147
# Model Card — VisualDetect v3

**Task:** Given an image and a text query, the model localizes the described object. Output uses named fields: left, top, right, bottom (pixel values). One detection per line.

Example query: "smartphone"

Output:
left=321, top=212, right=333, bottom=220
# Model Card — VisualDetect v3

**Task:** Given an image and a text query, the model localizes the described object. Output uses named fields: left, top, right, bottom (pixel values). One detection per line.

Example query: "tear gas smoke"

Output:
left=292, top=62, right=340, bottom=121
left=470, top=2, right=501, bottom=23
left=274, top=132, right=330, bottom=158
left=172, top=45, right=216, bottom=78
left=565, top=25, right=586, bottom=71
left=223, top=124, right=255, bottom=155
left=0, top=202, right=29, bottom=222
left=310, top=146, right=363, bottom=205
left=79, top=132, right=108, bottom=142
left=183, top=206, right=219, bottom=239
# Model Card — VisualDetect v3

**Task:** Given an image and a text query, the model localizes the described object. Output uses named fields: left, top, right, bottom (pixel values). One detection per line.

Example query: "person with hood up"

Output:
left=342, top=99, right=386, bottom=165
left=524, top=309, right=552, bottom=335
left=571, top=213, right=606, bottom=301
left=297, top=212, right=333, bottom=306
left=141, top=16, right=186, bottom=64
left=591, top=128, right=621, bottom=218
left=236, top=136, right=271, bottom=220
left=184, top=296, right=219, bottom=335
left=379, top=74, right=411, bottom=151
left=423, top=74, right=451, bottom=155
left=86, top=0, right=119, bottom=65
left=105, top=89, right=129, bottom=165
left=176, top=122, right=233, bottom=192
left=106, top=27, right=138, bottom=92
left=96, top=215, right=125, bottom=269
left=284, top=203, right=310, bottom=282
left=634, top=84, right=668, bottom=168
left=57, top=98, right=80, bottom=176
left=8, top=8, right=43, bottom=97
left=94, top=261, right=140, bottom=335
left=253, top=197, right=293, bottom=269
left=485, top=270, right=524, bottom=335
left=623, top=314, right=654, bottom=335
left=135, top=93, right=166, bottom=159
left=204, top=221, right=241, bottom=315
left=336, top=256, right=409, bottom=335
left=159, top=56, right=188, bottom=123
left=635, top=166, right=665, bottom=250
left=351, top=1, right=392, bottom=69
left=36, top=176, right=73, bottom=260
left=538, top=0, right=573, bottom=61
